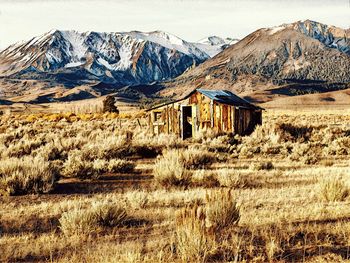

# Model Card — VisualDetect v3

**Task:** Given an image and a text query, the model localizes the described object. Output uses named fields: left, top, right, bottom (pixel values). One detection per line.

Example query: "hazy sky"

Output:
left=0, top=0, right=349, bottom=49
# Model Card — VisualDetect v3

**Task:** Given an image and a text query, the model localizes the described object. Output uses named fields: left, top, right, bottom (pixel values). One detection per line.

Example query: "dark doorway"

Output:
left=181, top=106, right=192, bottom=139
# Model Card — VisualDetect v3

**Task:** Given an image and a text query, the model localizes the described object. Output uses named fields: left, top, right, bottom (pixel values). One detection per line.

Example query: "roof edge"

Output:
left=146, top=88, right=264, bottom=111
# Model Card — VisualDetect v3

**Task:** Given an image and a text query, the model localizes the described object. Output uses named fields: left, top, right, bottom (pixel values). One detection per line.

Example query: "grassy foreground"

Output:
left=0, top=109, right=350, bottom=262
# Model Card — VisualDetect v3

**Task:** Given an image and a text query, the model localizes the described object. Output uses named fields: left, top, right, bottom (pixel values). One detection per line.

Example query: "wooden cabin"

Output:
left=147, top=89, right=263, bottom=139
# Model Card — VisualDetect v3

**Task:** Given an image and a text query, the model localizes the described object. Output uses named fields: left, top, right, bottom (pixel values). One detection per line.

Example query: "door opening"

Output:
left=181, top=106, right=192, bottom=139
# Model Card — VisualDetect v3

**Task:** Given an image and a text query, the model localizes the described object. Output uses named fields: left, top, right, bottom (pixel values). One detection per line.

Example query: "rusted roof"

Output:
left=196, top=89, right=261, bottom=109
left=146, top=88, right=263, bottom=111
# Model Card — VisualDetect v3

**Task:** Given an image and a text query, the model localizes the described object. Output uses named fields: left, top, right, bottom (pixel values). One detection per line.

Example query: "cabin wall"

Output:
left=234, top=108, right=262, bottom=135
left=211, top=101, right=236, bottom=133
left=148, top=101, right=185, bottom=137
left=189, top=92, right=212, bottom=134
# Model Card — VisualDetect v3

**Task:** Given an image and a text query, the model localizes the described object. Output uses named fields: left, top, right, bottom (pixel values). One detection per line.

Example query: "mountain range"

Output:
left=0, top=20, right=349, bottom=106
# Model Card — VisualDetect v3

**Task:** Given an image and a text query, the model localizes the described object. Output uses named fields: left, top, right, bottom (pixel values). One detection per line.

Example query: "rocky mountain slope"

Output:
left=0, top=30, right=211, bottom=86
left=0, top=30, right=238, bottom=103
left=162, top=20, right=350, bottom=104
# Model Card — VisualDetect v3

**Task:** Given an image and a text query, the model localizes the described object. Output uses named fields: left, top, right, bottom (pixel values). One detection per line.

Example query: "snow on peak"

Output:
left=268, top=26, right=286, bottom=35
left=198, top=36, right=227, bottom=46
left=59, top=30, right=87, bottom=60
left=122, top=30, right=207, bottom=59
left=194, top=36, right=239, bottom=57
left=0, top=29, right=213, bottom=82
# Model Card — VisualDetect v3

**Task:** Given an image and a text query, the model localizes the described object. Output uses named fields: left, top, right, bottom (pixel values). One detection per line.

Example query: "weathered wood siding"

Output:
left=233, top=108, right=262, bottom=135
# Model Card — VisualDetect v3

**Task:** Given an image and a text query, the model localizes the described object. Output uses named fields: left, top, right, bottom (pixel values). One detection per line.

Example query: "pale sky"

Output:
left=0, top=0, right=349, bottom=49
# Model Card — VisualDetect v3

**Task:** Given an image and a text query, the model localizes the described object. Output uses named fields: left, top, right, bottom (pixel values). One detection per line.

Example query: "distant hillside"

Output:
left=261, top=88, right=350, bottom=108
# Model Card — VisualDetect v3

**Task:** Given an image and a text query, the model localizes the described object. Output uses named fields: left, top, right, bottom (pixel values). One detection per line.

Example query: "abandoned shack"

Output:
left=147, top=89, right=263, bottom=139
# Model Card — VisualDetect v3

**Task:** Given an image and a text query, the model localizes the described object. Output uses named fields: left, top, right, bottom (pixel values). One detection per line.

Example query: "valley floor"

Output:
left=0, top=107, right=350, bottom=262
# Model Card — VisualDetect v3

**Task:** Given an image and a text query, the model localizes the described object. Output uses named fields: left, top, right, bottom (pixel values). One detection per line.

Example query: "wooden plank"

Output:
left=231, top=106, right=234, bottom=133
left=218, top=104, right=222, bottom=132
left=148, top=113, right=153, bottom=135
left=222, top=104, right=228, bottom=132
left=210, top=100, right=214, bottom=128
left=227, top=106, right=231, bottom=132
left=166, top=105, right=170, bottom=134
left=192, top=105, right=197, bottom=137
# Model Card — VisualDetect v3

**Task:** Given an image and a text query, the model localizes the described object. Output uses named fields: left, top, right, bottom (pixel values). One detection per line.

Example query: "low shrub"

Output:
left=274, top=123, right=314, bottom=142
left=35, top=142, right=66, bottom=161
left=132, top=145, right=162, bottom=158
left=324, top=138, right=350, bottom=156
left=63, top=150, right=136, bottom=179
left=302, top=155, right=319, bottom=165
left=59, top=205, right=98, bottom=236
left=250, top=161, right=274, bottom=171
left=205, top=190, right=240, bottom=231
left=3, top=138, right=44, bottom=158
left=108, top=159, right=135, bottom=173
left=289, top=143, right=312, bottom=162
left=320, top=159, right=334, bottom=167
left=92, top=159, right=109, bottom=174
left=79, top=135, right=131, bottom=161
left=59, top=202, right=128, bottom=236
left=261, top=143, right=282, bottom=155
left=0, top=157, right=59, bottom=195
left=125, top=190, right=149, bottom=209
left=192, top=170, right=219, bottom=188
left=216, top=169, right=250, bottom=188
left=153, top=150, right=191, bottom=188
left=182, top=148, right=216, bottom=169
left=318, top=178, right=349, bottom=202
left=93, top=203, right=128, bottom=227
left=62, top=151, right=96, bottom=179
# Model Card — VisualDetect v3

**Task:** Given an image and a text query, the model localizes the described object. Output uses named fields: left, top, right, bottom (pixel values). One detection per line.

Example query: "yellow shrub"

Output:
left=25, top=114, right=38, bottom=123
left=77, top=114, right=93, bottom=121
left=44, top=113, right=63, bottom=122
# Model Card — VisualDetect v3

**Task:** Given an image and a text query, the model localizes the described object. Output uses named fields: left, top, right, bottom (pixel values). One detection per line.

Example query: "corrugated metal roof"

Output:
left=196, top=89, right=260, bottom=109
left=146, top=88, right=262, bottom=111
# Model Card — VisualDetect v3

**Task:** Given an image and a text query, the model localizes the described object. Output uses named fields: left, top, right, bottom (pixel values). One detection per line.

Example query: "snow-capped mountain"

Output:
left=268, top=20, right=350, bottom=55
left=193, top=36, right=239, bottom=57
left=0, top=30, right=210, bottom=86
left=163, top=20, right=350, bottom=101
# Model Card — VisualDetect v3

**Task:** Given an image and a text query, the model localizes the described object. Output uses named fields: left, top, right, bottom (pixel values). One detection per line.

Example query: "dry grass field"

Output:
left=0, top=108, right=350, bottom=262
